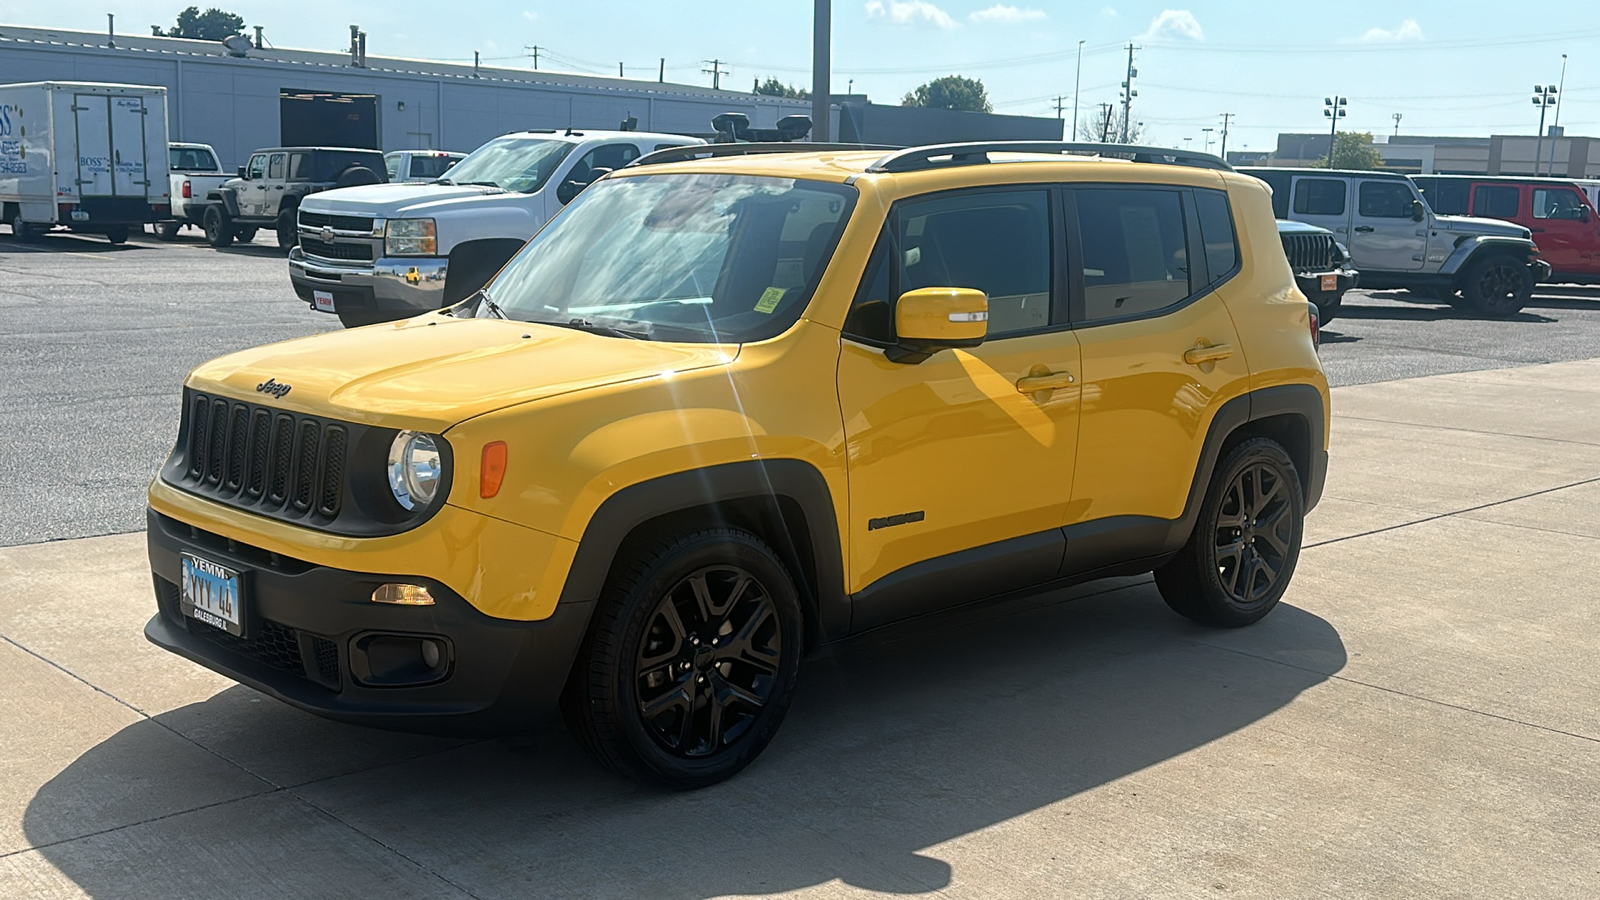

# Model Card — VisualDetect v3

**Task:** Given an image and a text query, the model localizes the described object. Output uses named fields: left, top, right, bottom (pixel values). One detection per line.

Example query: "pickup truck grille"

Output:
left=298, top=211, right=376, bottom=233
left=1281, top=232, right=1337, bottom=272
left=300, top=238, right=375, bottom=262
left=172, top=391, right=346, bottom=520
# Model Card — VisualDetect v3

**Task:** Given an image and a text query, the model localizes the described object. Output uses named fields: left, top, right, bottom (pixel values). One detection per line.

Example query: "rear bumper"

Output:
left=1293, top=266, right=1359, bottom=299
left=145, top=508, right=593, bottom=733
left=289, top=247, right=448, bottom=321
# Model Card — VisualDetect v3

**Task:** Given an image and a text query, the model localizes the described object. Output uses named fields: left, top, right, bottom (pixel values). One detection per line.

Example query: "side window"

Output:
left=1075, top=187, right=1191, bottom=322
left=898, top=190, right=1053, bottom=337
left=1358, top=181, right=1417, bottom=218
left=287, top=153, right=310, bottom=181
left=1533, top=188, right=1585, bottom=220
left=385, top=155, right=402, bottom=179
left=1293, top=178, right=1346, bottom=216
left=267, top=153, right=285, bottom=180
left=571, top=143, right=642, bottom=181
left=246, top=154, right=267, bottom=179
left=844, top=239, right=893, bottom=343
left=1419, top=179, right=1468, bottom=215
left=1194, top=189, right=1239, bottom=283
left=1473, top=185, right=1520, bottom=219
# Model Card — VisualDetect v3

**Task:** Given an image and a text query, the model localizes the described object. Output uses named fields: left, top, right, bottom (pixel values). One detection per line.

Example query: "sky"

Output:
left=13, top=1, right=1600, bottom=154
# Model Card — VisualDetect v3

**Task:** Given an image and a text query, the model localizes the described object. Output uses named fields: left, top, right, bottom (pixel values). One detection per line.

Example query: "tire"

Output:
left=276, top=212, right=298, bottom=252
left=1312, top=290, right=1342, bottom=324
left=234, top=227, right=258, bottom=244
left=104, top=226, right=129, bottom=244
left=155, top=221, right=181, bottom=241
left=563, top=527, right=804, bottom=790
left=1155, top=438, right=1305, bottom=628
left=202, top=206, right=234, bottom=248
left=11, top=213, right=41, bottom=242
left=1457, top=255, right=1532, bottom=318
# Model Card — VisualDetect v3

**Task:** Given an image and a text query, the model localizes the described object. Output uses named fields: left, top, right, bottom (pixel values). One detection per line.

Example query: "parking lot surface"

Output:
left=4, top=230, right=1600, bottom=898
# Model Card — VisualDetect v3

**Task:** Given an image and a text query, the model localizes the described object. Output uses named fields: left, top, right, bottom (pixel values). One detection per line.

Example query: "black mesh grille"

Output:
left=299, top=238, right=374, bottom=261
left=176, top=393, right=351, bottom=526
left=1281, top=232, right=1337, bottom=272
left=154, top=574, right=341, bottom=692
left=298, top=211, right=375, bottom=233
left=311, top=635, right=341, bottom=685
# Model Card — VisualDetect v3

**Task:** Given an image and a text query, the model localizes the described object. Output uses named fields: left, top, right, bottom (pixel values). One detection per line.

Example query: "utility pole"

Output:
left=703, top=59, right=727, bottom=91
left=1120, top=44, right=1139, bottom=143
left=1323, top=96, right=1347, bottom=164
left=473, top=51, right=481, bottom=79
left=1533, top=83, right=1558, bottom=175
left=1053, top=95, right=1068, bottom=137
left=659, top=58, right=665, bottom=83
left=1099, top=102, right=1114, bottom=142
left=812, top=0, right=831, bottom=141
left=1219, top=112, right=1234, bottom=158
left=1392, top=112, right=1402, bottom=137
left=619, top=63, right=624, bottom=78
left=1072, top=39, right=1085, bottom=141
left=525, top=46, right=541, bottom=69
left=1548, top=53, right=1569, bottom=176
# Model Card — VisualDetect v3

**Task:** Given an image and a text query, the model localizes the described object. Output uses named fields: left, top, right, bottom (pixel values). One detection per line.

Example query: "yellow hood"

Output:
left=185, top=314, right=738, bottom=431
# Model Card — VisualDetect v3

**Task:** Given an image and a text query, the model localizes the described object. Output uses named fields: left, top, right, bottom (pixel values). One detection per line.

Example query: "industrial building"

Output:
left=0, top=22, right=1060, bottom=170
left=1234, top=130, right=1600, bottom=176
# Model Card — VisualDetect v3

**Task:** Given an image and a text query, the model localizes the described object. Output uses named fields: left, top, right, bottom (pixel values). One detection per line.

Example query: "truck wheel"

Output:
left=203, top=207, right=234, bottom=248
left=11, top=214, right=41, bottom=243
left=276, top=212, right=298, bottom=252
left=1155, top=437, right=1305, bottom=628
left=1458, top=256, right=1532, bottom=318
left=563, top=527, right=804, bottom=790
left=155, top=221, right=181, bottom=241
left=234, top=227, right=259, bottom=243
left=104, top=226, right=130, bottom=244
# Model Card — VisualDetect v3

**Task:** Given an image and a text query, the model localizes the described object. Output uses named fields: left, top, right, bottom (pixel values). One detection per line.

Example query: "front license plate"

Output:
left=1319, top=273, right=1338, bottom=292
left=312, top=290, right=336, bottom=313
left=180, top=553, right=244, bottom=636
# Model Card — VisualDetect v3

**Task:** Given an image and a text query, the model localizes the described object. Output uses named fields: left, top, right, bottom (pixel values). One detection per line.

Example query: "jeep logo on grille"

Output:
left=256, top=378, right=292, bottom=399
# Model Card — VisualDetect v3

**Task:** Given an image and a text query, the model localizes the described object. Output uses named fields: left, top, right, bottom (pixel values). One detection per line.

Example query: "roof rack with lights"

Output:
left=865, top=141, right=1233, bottom=173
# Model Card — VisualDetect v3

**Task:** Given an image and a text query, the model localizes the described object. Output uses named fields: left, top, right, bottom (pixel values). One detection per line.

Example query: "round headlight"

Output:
left=387, top=431, right=443, bottom=511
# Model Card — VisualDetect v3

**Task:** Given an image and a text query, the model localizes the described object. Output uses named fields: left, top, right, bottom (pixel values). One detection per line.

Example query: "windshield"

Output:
left=440, top=137, right=574, bottom=192
left=480, top=172, right=857, bottom=343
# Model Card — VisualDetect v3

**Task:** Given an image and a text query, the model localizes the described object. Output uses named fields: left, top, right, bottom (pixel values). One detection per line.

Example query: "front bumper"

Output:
left=289, top=247, right=449, bottom=321
left=145, top=508, right=594, bottom=732
left=1293, top=266, right=1359, bottom=298
left=1532, top=259, right=1554, bottom=283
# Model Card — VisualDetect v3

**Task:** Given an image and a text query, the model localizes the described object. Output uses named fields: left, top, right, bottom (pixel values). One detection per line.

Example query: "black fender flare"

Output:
left=554, top=459, right=850, bottom=646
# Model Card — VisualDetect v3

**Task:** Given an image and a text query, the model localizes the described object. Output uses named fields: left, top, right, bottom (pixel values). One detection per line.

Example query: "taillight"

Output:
left=181, top=180, right=192, bottom=199
left=1309, top=305, right=1321, bottom=348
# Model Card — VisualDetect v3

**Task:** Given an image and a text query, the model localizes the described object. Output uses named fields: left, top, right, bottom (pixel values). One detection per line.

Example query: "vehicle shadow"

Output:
left=1341, top=295, right=1557, bottom=323
left=23, top=583, right=1346, bottom=898
left=0, top=233, right=143, bottom=253
left=1316, top=327, right=1360, bottom=345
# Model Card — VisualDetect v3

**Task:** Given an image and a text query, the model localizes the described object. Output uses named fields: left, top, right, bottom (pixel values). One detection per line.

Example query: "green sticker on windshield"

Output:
left=754, top=286, right=785, bottom=314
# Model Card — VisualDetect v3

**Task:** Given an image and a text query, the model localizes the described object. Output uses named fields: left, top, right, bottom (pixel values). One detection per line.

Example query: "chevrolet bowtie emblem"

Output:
left=319, top=226, right=333, bottom=242
left=405, top=267, right=421, bottom=285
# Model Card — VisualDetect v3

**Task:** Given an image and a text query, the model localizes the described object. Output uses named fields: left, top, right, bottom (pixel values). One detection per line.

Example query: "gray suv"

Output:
left=1243, top=168, right=1549, bottom=317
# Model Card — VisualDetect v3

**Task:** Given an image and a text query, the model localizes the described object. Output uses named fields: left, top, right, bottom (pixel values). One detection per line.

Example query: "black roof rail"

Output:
left=866, top=141, right=1233, bottom=174
left=628, top=141, right=900, bottom=168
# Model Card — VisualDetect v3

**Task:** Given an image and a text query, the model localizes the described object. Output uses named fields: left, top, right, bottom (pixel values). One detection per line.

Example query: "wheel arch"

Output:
left=555, top=459, right=849, bottom=654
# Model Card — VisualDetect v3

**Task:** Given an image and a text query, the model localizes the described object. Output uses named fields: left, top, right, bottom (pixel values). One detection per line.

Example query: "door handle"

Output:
left=1183, top=343, right=1234, bottom=366
left=1015, top=370, right=1075, bottom=393
left=1354, top=225, right=1375, bottom=233
left=274, top=185, right=284, bottom=190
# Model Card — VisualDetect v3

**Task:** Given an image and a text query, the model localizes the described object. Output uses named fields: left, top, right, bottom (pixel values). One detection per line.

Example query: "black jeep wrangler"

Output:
left=198, top=147, right=387, bottom=251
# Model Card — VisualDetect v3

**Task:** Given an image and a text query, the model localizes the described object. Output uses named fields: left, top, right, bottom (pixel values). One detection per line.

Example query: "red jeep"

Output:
left=1412, top=175, right=1600, bottom=284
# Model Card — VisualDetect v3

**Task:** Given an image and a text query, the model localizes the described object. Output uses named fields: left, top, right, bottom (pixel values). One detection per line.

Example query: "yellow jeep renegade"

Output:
left=146, top=141, right=1329, bottom=789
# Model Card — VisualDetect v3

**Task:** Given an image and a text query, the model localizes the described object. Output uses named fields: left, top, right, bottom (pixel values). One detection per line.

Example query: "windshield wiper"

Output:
left=558, top=318, right=652, bottom=340
left=471, top=290, right=508, bottom=320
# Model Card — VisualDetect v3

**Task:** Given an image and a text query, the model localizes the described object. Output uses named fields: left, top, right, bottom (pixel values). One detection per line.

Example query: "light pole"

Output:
left=1323, top=96, right=1347, bottom=165
left=1533, top=83, right=1558, bottom=175
left=1547, top=53, right=1569, bottom=175
left=1392, top=112, right=1402, bottom=137
left=1201, top=126, right=1215, bottom=154
left=1071, top=39, right=1084, bottom=141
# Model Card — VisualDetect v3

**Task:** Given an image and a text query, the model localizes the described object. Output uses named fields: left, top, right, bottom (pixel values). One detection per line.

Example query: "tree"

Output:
left=1315, top=131, right=1385, bottom=170
left=167, top=7, right=246, bottom=40
left=753, top=77, right=809, bottom=100
left=1075, top=106, right=1144, bottom=143
left=902, top=75, right=992, bottom=113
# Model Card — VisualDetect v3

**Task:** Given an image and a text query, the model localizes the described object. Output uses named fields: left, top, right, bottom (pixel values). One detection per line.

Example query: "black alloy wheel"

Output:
left=203, top=206, right=233, bottom=248
left=1156, top=437, right=1304, bottom=628
left=634, top=565, right=783, bottom=758
left=1459, top=256, right=1531, bottom=318
left=563, top=527, right=803, bottom=790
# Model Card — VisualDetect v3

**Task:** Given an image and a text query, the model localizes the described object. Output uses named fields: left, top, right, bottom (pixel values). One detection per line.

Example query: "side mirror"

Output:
left=887, top=287, right=988, bottom=364
left=1580, top=206, right=1592, bottom=223
left=1412, top=199, right=1426, bottom=222
left=555, top=167, right=612, bottom=205
left=237, top=165, right=248, bottom=179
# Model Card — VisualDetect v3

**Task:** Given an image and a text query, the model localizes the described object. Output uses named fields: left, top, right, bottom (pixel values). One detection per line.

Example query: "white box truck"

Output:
left=0, top=81, right=171, bottom=244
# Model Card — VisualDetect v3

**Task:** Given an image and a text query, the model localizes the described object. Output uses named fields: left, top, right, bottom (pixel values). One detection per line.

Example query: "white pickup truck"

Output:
left=289, top=129, right=700, bottom=327
left=156, top=142, right=230, bottom=240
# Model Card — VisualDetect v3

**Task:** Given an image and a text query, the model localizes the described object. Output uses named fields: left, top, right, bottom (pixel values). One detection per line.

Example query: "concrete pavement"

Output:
left=2, top=359, right=1598, bottom=898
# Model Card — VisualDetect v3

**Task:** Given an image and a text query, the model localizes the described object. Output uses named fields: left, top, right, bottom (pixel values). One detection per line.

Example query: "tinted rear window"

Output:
left=1195, top=189, right=1238, bottom=282
left=410, top=155, right=459, bottom=179
left=1415, top=179, right=1468, bottom=215
left=1473, top=185, right=1520, bottom=219
left=169, top=147, right=218, bottom=172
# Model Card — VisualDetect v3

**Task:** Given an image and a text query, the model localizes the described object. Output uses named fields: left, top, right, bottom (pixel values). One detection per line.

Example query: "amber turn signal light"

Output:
left=481, top=441, right=507, bottom=498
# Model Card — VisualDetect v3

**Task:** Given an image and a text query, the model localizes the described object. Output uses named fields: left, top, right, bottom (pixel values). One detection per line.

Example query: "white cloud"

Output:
left=865, top=0, right=959, bottom=30
left=1359, top=19, right=1424, bottom=42
left=1101, top=7, right=1119, bottom=17
left=1138, top=9, right=1204, bottom=41
left=969, top=4, right=1046, bottom=24
left=521, top=10, right=537, bottom=21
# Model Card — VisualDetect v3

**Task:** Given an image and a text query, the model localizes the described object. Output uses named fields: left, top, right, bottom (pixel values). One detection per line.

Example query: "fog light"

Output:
left=372, top=583, right=436, bottom=605
left=421, top=639, right=442, bottom=668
